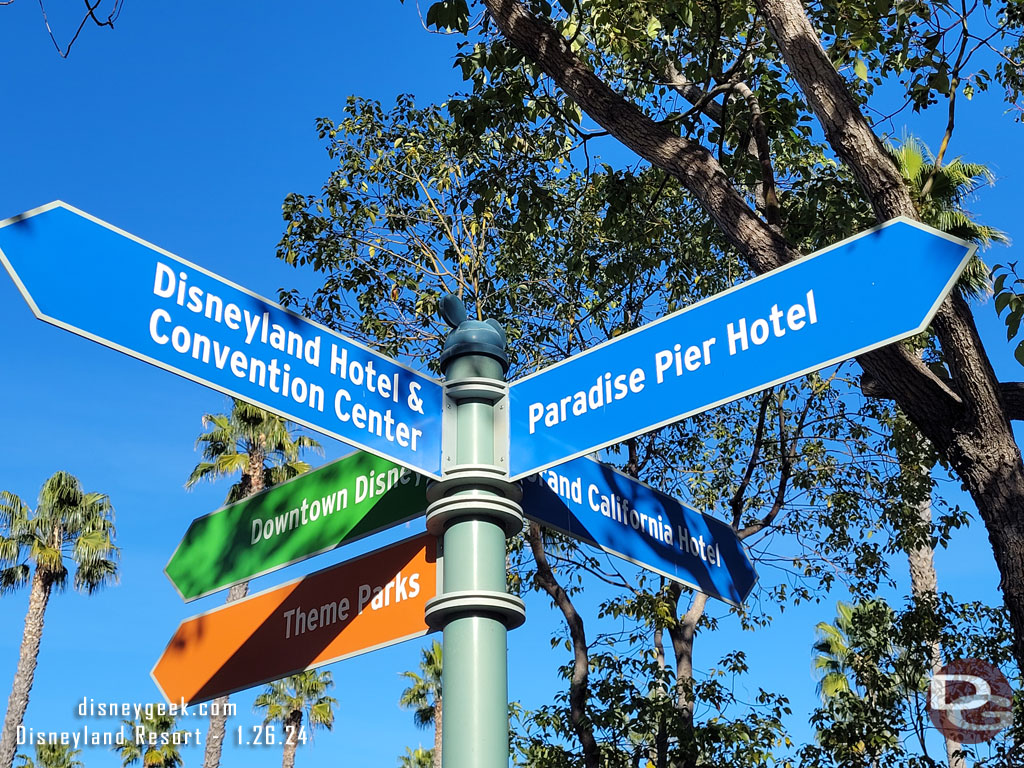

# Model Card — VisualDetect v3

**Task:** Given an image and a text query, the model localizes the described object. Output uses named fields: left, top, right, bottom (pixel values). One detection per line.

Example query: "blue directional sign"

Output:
left=509, top=218, right=975, bottom=479
left=521, top=456, right=757, bottom=606
left=0, top=202, right=444, bottom=478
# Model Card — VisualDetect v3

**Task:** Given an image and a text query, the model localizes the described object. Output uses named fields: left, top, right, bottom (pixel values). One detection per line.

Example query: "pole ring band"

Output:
left=425, top=493, right=524, bottom=537
left=427, top=466, right=522, bottom=503
left=444, top=377, right=507, bottom=403
left=424, top=590, right=526, bottom=630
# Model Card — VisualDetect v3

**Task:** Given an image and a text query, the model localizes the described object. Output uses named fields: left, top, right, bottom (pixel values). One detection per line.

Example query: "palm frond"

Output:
left=187, top=400, right=322, bottom=501
left=0, top=563, right=30, bottom=594
left=0, top=490, right=32, bottom=530
left=887, top=135, right=1008, bottom=301
left=254, top=670, right=336, bottom=734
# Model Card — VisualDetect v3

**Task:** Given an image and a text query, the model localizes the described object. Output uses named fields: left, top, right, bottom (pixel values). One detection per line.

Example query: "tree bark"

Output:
left=281, top=710, right=302, bottom=768
left=527, top=523, right=600, bottom=768
left=651, top=626, right=668, bottom=768
left=663, top=584, right=708, bottom=768
left=481, top=0, right=796, bottom=275
left=756, top=0, right=1024, bottom=672
left=481, top=0, right=1024, bottom=674
left=433, top=694, right=442, bottom=768
left=204, top=459, right=263, bottom=768
left=0, top=571, right=54, bottom=768
left=753, top=0, right=917, bottom=222
left=904, top=485, right=964, bottom=768
left=201, top=581, right=248, bottom=768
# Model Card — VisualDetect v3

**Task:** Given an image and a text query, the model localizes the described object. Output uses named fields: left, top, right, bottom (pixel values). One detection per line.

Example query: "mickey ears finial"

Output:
left=484, top=318, right=506, bottom=347
left=437, top=293, right=509, bottom=372
left=440, top=293, right=468, bottom=329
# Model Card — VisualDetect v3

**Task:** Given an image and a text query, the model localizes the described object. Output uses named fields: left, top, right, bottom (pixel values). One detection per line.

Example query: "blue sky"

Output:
left=0, top=2, right=1021, bottom=767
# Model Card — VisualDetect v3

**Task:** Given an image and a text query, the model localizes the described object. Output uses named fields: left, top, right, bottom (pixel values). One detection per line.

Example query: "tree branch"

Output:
left=36, top=0, right=122, bottom=58
left=662, top=61, right=725, bottom=125
left=996, top=382, right=1024, bottom=420
left=730, top=79, right=781, bottom=227
left=730, top=390, right=772, bottom=529
left=482, top=0, right=795, bottom=276
left=754, top=0, right=917, bottom=222
left=665, top=582, right=708, bottom=726
left=527, top=522, right=600, bottom=768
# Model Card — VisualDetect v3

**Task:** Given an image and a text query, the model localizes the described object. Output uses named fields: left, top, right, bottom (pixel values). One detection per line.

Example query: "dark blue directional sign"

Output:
left=0, top=202, right=444, bottom=478
left=521, top=456, right=756, bottom=606
left=509, top=218, right=974, bottom=479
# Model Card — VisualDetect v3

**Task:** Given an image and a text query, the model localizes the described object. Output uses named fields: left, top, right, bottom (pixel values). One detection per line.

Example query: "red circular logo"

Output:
left=928, top=659, right=1013, bottom=744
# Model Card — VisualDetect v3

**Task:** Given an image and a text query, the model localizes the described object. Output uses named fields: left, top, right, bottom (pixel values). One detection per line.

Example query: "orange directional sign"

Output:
left=151, top=534, right=437, bottom=704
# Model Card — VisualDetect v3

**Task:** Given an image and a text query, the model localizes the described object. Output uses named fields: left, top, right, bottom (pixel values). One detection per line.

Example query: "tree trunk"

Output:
left=0, top=570, right=54, bottom=768
left=755, top=0, right=1024, bottom=674
left=527, top=523, right=600, bottom=768
left=752, top=0, right=917, bottom=222
left=904, top=487, right=965, bottom=768
left=665, top=586, right=708, bottom=768
left=201, top=581, right=248, bottom=767
left=203, top=453, right=265, bottom=768
left=651, top=584, right=708, bottom=768
left=433, top=694, right=442, bottom=768
left=281, top=710, right=302, bottom=768
left=651, top=626, right=668, bottom=768
left=481, top=0, right=1024, bottom=677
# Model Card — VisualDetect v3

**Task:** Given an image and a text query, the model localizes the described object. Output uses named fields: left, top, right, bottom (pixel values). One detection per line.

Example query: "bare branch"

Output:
left=35, top=0, right=122, bottom=58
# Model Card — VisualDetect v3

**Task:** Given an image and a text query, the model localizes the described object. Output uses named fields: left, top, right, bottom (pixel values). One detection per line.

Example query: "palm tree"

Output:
left=253, top=671, right=337, bottom=768
left=399, top=640, right=443, bottom=768
left=888, top=134, right=1008, bottom=299
left=812, top=600, right=906, bottom=767
left=885, top=135, right=1007, bottom=768
left=812, top=601, right=857, bottom=701
left=113, top=712, right=187, bottom=768
left=187, top=398, right=322, bottom=768
left=398, top=746, right=433, bottom=768
left=14, top=743, right=83, bottom=768
left=186, top=398, right=323, bottom=503
left=0, top=471, right=118, bottom=768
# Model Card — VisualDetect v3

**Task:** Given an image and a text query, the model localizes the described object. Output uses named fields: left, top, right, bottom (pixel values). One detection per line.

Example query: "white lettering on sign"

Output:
left=280, top=568, right=422, bottom=640
left=529, top=469, right=727, bottom=568
left=528, top=368, right=646, bottom=434
left=357, top=570, right=421, bottom=613
left=148, top=262, right=434, bottom=463
left=525, top=290, right=819, bottom=435
left=726, top=291, right=817, bottom=355
left=248, top=467, right=427, bottom=547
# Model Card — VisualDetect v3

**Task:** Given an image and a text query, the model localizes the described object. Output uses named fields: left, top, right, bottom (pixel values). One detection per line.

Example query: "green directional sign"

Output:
left=166, top=451, right=429, bottom=601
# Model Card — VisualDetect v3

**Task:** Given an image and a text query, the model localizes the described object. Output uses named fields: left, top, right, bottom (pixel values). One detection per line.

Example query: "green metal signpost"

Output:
left=166, top=450, right=429, bottom=601
left=423, top=296, right=526, bottom=768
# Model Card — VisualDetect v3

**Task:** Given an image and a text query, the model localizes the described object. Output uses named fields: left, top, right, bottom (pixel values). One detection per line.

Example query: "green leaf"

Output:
left=854, top=58, right=868, bottom=82
left=1014, top=340, right=1024, bottom=367
left=995, top=290, right=1013, bottom=316
left=1007, top=308, right=1023, bottom=341
left=994, top=273, right=1007, bottom=295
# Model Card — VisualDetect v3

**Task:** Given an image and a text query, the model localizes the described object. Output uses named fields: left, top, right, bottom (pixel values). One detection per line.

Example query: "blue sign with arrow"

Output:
left=509, top=218, right=975, bottom=479
left=521, top=455, right=757, bottom=606
left=0, top=202, right=444, bottom=478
